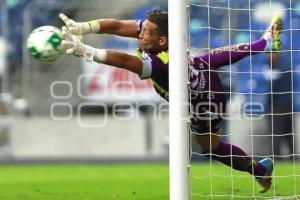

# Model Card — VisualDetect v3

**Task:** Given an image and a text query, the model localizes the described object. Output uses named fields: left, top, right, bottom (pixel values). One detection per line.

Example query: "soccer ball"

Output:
left=27, top=26, right=63, bottom=63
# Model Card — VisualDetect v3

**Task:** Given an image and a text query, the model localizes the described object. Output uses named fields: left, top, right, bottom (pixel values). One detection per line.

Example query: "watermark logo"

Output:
left=50, top=79, right=265, bottom=128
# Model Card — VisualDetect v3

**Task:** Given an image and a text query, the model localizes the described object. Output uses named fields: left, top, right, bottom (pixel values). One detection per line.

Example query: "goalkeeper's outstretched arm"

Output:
left=98, top=19, right=139, bottom=38
left=59, top=13, right=139, bottom=38
left=61, top=26, right=143, bottom=76
left=104, top=51, right=143, bottom=75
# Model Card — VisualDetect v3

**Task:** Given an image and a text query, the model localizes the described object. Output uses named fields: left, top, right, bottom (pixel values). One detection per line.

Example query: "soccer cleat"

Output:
left=262, top=15, right=283, bottom=51
left=255, top=158, right=274, bottom=193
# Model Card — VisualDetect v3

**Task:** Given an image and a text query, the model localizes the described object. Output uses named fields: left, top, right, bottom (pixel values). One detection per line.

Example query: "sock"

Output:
left=202, top=140, right=265, bottom=176
left=198, top=38, right=267, bottom=69
left=252, top=162, right=266, bottom=177
left=262, top=31, right=272, bottom=41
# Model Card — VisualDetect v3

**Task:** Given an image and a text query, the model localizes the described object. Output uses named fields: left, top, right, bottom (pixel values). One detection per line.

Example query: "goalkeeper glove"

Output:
left=59, top=13, right=100, bottom=35
left=61, top=26, right=107, bottom=62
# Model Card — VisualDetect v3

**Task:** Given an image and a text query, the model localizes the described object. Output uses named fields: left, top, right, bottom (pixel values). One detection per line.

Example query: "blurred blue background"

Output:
left=0, top=0, right=299, bottom=161
left=1, top=0, right=299, bottom=113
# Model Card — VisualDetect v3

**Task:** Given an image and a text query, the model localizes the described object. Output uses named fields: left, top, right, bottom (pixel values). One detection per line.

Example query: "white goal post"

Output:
left=169, top=0, right=190, bottom=200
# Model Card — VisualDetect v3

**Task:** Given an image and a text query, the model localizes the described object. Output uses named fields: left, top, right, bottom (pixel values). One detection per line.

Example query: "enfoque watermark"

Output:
left=50, top=80, right=266, bottom=128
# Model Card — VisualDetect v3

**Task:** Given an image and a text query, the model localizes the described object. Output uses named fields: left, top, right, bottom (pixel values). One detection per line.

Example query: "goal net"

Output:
left=185, top=0, right=300, bottom=199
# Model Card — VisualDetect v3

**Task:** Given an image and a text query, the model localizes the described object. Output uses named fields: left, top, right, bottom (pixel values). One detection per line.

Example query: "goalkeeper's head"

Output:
left=138, top=9, right=168, bottom=53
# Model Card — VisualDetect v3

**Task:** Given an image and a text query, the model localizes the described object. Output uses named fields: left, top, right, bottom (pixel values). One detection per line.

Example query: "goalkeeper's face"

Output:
left=139, top=20, right=168, bottom=53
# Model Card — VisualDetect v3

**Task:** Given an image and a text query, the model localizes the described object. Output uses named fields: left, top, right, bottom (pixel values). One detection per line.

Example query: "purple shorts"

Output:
left=189, top=56, right=227, bottom=134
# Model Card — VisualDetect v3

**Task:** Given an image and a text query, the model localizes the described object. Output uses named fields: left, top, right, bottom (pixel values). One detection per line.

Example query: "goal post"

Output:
left=169, top=0, right=190, bottom=200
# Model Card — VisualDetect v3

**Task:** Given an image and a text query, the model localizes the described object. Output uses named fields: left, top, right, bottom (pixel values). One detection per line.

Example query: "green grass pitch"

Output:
left=0, top=162, right=299, bottom=200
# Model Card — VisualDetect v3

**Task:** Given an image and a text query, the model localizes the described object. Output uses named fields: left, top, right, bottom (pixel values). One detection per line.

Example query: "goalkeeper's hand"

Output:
left=61, top=26, right=106, bottom=62
left=59, top=13, right=100, bottom=35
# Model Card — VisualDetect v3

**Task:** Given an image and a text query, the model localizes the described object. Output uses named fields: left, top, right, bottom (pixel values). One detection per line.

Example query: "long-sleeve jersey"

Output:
left=135, top=19, right=267, bottom=133
left=136, top=20, right=225, bottom=103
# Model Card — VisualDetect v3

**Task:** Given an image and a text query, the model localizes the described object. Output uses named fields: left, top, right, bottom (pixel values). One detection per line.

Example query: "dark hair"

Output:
left=146, top=9, right=168, bottom=36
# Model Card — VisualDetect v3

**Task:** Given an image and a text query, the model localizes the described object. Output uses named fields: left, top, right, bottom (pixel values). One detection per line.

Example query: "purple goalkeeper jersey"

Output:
left=137, top=48, right=227, bottom=133
left=137, top=49, right=169, bottom=100
left=136, top=20, right=227, bottom=133
left=136, top=20, right=225, bottom=101
left=136, top=19, right=270, bottom=133
left=137, top=48, right=226, bottom=102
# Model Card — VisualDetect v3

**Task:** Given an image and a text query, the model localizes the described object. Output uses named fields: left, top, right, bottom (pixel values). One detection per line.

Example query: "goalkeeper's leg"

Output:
left=190, top=102, right=273, bottom=193
left=193, top=132, right=266, bottom=176
left=193, top=132, right=273, bottom=193
left=197, top=39, right=266, bottom=69
left=195, top=15, right=283, bottom=69
left=190, top=105, right=267, bottom=178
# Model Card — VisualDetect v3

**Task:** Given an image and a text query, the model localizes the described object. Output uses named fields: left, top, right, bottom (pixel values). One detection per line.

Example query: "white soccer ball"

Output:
left=27, top=26, right=63, bottom=63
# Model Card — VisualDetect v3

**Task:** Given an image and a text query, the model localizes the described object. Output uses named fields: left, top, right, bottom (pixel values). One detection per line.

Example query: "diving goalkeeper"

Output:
left=59, top=10, right=283, bottom=193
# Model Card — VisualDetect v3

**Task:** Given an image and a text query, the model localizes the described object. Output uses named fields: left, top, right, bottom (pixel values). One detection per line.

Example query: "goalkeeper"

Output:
left=59, top=10, right=283, bottom=193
